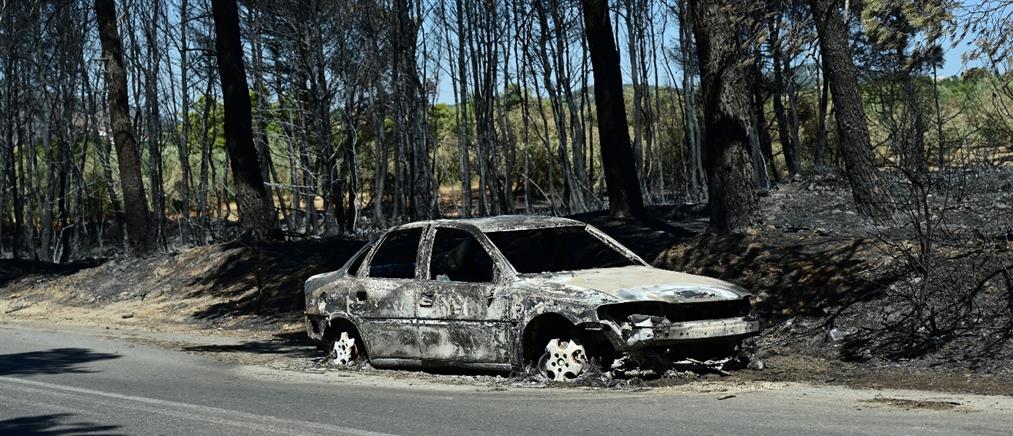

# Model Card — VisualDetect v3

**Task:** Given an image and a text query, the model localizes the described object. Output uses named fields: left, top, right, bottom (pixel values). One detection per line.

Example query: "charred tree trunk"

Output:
left=210, top=0, right=275, bottom=241
left=371, top=89, right=388, bottom=227
left=249, top=1, right=283, bottom=234
left=580, top=0, right=644, bottom=218
left=343, top=103, right=359, bottom=231
left=144, top=0, right=166, bottom=247
left=748, top=48, right=775, bottom=187
left=815, top=56, right=829, bottom=170
left=309, top=9, right=341, bottom=233
left=177, top=0, right=193, bottom=243
left=769, top=12, right=800, bottom=176
left=932, top=64, right=945, bottom=170
left=453, top=0, right=472, bottom=217
left=689, top=0, right=760, bottom=233
left=809, top=0, right=891, bottom=219
left=678, top=0, right=705, bottom=201
left=623, top=0, right=645, bottom=197
left=535, top=0, right=578, bottom=213
left=94, top=0, right=154, bottom=254
left=898, top=45, right=927, bottom=175
left=2, top=12, right=26, bottom=258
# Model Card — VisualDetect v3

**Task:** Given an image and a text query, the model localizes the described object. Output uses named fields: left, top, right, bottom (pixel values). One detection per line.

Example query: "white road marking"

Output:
left=0, top=376, right=395, bottom=436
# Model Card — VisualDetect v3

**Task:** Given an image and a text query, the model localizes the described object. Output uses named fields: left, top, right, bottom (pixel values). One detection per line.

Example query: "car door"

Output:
left=417, top=226, right=513, bottom=365
left=352, top=226, right=426, bottom=363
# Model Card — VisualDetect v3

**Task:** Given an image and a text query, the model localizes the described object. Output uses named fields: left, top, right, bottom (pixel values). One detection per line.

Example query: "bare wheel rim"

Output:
left=537, top=338, right=587, bottom=381
left=331, top=332, right=359, bottom=366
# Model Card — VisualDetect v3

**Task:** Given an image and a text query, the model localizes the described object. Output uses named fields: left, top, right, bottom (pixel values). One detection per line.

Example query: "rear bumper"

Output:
left=305, top=314, right=325, bottom=343
left=620, top=317, right=759, bottom=349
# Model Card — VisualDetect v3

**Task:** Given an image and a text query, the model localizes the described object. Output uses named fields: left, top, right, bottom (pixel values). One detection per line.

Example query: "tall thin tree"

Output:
left=210, top=0, right=275, bottom=240
left=689, top=0, right=760, bottom=233
left=809, top=0, right=891, bottom=219
left=95, top=0, right=155, bottom=254
left=580, top=0, right=645, bottom=218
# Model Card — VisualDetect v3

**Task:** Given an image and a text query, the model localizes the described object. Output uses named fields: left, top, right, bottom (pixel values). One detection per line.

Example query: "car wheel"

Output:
left=329, top=331, right=361, bottom=366
left=537, top=338, right=587, bottom=381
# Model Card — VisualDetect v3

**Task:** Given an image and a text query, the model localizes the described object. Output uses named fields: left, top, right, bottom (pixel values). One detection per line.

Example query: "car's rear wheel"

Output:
left=330, top=332, right=360, bottom=365
left=537, top=337, right=588, bottom=381
left=322, top=320, right=365, bottom=366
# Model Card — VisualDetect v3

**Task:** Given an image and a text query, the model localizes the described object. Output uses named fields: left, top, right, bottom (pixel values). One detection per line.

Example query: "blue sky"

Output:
left=940, top=37, right=977, bottom=77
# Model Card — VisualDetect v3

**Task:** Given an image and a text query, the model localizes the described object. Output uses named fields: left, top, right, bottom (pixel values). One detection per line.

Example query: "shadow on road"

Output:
left=180, top=331, right=318, bottom=358
left=0, top=413, right=121, bottom=435
left=0, top=348, right=121, bottom=376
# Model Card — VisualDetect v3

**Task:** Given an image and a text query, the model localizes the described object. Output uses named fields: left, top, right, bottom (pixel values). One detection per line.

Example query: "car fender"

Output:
left=324, top=312, right=371, bottom=351
left=509, top=283, right=618, bottom=366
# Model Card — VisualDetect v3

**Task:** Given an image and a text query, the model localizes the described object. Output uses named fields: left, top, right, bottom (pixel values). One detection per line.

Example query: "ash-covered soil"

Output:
left=2, top=167, right=1011, bottom=394
left=0, top=238, right=363, bottom=330
left=577, top=167, right=1013, bottom=392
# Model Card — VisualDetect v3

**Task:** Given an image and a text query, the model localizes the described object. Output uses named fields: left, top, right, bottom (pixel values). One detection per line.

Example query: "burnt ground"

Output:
left=1, top=167, right=1012, bottom=395
left=0, top=238, right=363, bottom=329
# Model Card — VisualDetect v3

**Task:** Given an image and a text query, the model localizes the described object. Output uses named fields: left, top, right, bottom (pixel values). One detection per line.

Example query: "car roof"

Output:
left=392, top=215, right=584, bottom=233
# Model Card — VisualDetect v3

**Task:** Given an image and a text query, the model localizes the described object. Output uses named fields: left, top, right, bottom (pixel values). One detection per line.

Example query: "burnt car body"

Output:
left=304, top=216, right=759, bottom=380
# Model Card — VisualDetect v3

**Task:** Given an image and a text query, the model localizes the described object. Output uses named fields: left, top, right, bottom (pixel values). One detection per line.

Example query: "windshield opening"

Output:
left=485, top=226, right=638, bottom=274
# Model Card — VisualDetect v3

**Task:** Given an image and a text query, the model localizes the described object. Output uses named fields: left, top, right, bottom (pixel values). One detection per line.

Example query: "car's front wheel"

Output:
left=537, top=338, right=588, bottom=381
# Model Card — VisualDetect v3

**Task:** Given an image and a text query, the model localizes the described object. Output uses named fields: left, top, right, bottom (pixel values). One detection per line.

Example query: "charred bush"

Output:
left=845, top=168, right=1013, bottom=364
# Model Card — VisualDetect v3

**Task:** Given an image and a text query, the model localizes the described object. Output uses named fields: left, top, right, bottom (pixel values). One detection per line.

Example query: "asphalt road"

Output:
left=1, top=322, right=1012, bottom=435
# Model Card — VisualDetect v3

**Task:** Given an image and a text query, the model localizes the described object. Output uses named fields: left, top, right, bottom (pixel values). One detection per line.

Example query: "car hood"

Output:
left=524, top=266, right=751, bottom=303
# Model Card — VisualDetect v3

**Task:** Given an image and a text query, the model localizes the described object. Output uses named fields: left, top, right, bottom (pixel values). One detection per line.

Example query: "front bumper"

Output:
left=621, top=317, right=759, bottom=349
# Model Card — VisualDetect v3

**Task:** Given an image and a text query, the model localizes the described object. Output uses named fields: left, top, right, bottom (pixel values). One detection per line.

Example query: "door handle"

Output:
left=419, top=290, right=434, bottom=307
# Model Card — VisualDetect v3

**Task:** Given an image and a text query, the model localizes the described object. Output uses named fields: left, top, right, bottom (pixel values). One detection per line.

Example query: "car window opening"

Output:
left=429, top=228, right=494, bottom=283
left=486, top=226, right=637, bottom=274
left=345, top=244, right=370, bottom=276
left=369, top=227, right=424, bottom=279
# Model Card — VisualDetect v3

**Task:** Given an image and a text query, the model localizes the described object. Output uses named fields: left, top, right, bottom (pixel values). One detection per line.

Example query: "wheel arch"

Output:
left=519, top=312, right=580, bottom=366
left=324, top=315, right=369, bottom=359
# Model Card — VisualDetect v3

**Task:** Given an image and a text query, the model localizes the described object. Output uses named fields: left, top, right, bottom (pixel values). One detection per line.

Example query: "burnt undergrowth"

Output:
left=0, top=258, right=104, bottom=288
left=0, top=237, right=363, bottom=329
left=831, top=168, right=1013, bottom=371
left=720, top=167, right=1013, bottom=375
left=186, top=238, right=365, bottom=323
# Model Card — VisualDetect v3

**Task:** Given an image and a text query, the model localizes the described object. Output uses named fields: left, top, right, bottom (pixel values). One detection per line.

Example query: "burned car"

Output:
left=304, top=216, right=759, bottom=380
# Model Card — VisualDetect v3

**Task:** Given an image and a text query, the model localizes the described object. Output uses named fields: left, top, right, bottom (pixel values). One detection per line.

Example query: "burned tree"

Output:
left=210, top=0, right=275, bottom=240
left=580, top=0, right=645, bottom=218
left=94, top=0, right=155, bottom=254
left=809, top=0, right=892, bottom=219
left=768, top=8, right=801, bottom=177
left=688, top=0, right=760, bottom=233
